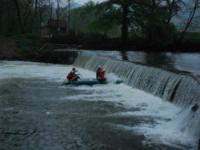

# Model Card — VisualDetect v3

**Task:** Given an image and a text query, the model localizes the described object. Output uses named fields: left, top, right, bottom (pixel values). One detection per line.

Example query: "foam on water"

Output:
left=0, top=61, right=198, bottom=149
left=0, top=61, right=94, bottom=82
left=63, top=81, right=198, bottom=149
left=132, top=108, right=200, bottom=149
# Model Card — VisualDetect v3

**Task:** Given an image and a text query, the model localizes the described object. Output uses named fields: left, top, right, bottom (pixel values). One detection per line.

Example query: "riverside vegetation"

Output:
left=0, top=0, right=200, bottom=60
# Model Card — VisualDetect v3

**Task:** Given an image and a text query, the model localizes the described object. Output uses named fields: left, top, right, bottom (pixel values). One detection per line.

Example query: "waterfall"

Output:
left=74, top=55, right=200, bottom=108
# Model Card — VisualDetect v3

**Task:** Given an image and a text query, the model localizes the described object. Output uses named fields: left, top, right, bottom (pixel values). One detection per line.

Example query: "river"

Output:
left=0, top=61, right=198, bottom=150
left=79, top=50, right=200, bottom=77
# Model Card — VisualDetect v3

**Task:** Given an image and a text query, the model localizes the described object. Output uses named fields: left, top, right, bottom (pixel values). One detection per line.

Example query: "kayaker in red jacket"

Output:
left=67, top=67, right=80, bottom=81
left=96, top=66, right=106, bottom=82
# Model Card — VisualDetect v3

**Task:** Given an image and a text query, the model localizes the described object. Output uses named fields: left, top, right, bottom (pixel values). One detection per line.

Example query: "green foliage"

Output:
left=0, top=0, right=50, bottom=35
left=9, top=33, right=40, bottom=53
left=71, top=0, right=179, bottom=45
left=16, top=38, right=32, bottom=52
left=89, top=4, right=120, bottom=35
left=184, top=32, right=200, bottom=40
left=127, top=0, right=178, bottom=44
left=0, top=0, right=199, bottom=50
left=70, top=1, right=121, bottom=37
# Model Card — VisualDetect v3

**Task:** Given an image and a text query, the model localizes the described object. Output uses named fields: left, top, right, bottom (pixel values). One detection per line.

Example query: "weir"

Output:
left=74, top=55, right=200, bottom=108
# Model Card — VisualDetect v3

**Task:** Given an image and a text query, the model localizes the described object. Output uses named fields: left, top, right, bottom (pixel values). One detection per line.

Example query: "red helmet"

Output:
left=72, top=67, right=76, bottom=71
left=98, top=65, right=102, bottom=70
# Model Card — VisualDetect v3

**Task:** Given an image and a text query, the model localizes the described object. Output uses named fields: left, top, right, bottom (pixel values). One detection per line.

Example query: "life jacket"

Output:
left=96, top=68, right=102, bottom=79
left=67, top=72, right=73, bottom=81
left=96, top=68, right=106, bottom=81
left=67, top=71, right=79, bottom=81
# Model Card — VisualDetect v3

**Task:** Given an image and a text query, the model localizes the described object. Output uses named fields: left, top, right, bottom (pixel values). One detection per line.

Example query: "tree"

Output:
left=179, top=0, right=200, bottom=41
left=97, top=0, right=133, bottom=49
left=12, top=0, right=24, bottom=33
left=56, top=0, right=61, bottom=21
left=48, top=0, right=53, bottom=20
left=165, top=0, right=183, bottom=23
left=67, top=0, right=71, bottom=31
left=127, top=0, right=178, bottom=44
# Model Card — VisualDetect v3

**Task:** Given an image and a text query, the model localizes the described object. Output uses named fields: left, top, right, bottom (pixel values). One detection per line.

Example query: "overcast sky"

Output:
left=76, top=0, right=105, bottom=4
left=58, top=0, right=105, bottom=5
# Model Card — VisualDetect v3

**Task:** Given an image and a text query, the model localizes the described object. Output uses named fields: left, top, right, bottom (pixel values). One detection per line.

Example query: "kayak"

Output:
left=63, top=79, right=123, bottom=86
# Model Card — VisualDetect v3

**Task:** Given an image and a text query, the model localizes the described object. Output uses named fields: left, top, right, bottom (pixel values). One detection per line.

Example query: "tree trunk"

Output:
left=68, top=0, right=71, bottom=32
left=121, top=1, right=128, bottom=50
left=166, top=0, right=175, bottom=23
left=56, top=0, right=60, bottom=31
left=56, top=0, right=60, bottom=21
left=35, top=0, right=38, bottom=16
left=48, top=0, right=53, bottom=20
left=12, top=0, right=24, bottom=33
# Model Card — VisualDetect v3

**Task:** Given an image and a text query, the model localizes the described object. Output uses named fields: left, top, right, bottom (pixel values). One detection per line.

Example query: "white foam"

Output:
left=0, top=61, right=95, bottom=82
left=0, top=61, right=198, bottom=149
left=131, top=111, right=200, bottom=149
left=62, top=74, right=198, bottom=149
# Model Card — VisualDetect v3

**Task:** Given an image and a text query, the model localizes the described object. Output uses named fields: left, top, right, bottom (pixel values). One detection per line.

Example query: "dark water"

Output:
left=80, top=50, right=200, bottom=77
left=0, top=77, right=183, bottom=150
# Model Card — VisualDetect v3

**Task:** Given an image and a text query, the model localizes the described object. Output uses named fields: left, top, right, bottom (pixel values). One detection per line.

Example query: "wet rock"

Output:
left=191, top=104, right=199, bottom=112
left=198, top=139, right=200, bottom=150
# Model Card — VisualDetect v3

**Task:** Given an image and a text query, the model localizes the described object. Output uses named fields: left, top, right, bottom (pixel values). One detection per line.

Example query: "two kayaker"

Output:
left=67, top=66, right=106, bottom=82
left=67, top=67, right=80, bottom=81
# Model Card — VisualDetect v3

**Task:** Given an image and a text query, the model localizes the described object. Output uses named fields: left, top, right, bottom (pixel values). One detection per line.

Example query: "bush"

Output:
left=8, top=33, right=41, bottom=53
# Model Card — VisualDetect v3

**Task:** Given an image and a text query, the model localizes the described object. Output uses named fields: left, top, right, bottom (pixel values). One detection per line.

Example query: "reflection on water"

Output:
left=125, top=52, right=200, bottom=76
left=80, top=50, right=200, bottom=77
left=120, top=51, right=128, bottom=61
left=145, top=53, right=175, bottom=70
left=50, top=50, right=79, bottom=64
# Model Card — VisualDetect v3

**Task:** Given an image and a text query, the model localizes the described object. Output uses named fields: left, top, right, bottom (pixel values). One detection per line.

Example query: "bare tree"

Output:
left=165, top=0, right=182, bottom=23
left=179, top=0, right=199, bottom=41
left=105, top=0, right=131, bottom=50
left=67, top=0, right=71, bottom=31
left=56, top=0, right=61, bottom=21
left=48, top=0, right=53, bottom=19
left=12, top=0, right=24, bottom=33
left=121, top=0, right=129, bottom=49
left=35, top=0, right=38, bottom=16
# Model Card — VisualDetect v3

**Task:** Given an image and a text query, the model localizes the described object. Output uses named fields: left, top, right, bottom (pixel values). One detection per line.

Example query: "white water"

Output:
left=74, top=55, right=200, bottom=107
left=0, top=61, right=199, bottom=150
left=79, top=50, right=200, bottom=77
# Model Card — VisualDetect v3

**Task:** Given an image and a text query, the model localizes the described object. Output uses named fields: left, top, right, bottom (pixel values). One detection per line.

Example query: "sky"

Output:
left=76, top=0, right=105, bottom=5
left=51, top=0, right=106, bottom=8
left=56, top=0, right=105, bottom=7
left=58, top=0, right=106, bottom=5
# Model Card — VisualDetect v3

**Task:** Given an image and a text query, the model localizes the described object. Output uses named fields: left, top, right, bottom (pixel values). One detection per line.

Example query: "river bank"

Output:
left=0, top=38, right=78, bottom=64
left=1, top=37, right=200, bottom=78
left=1, top=35, right=200, bottom=63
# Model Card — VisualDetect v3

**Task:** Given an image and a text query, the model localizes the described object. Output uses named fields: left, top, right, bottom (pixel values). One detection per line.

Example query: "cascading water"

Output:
left=74, top=55, right=200, bottom=107
left=74, top=54, right=200, bottom=149
left=0, top=60, right=200, bottom=149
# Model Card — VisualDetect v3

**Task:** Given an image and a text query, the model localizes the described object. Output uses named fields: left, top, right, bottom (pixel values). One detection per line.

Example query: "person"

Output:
left=96, top=66, right=106, bottom=82
left=67, top=67, right=80, bottom=81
